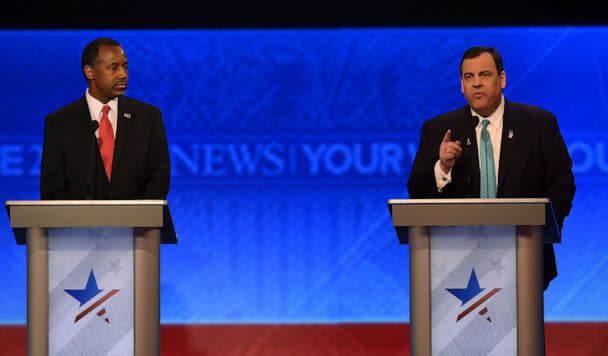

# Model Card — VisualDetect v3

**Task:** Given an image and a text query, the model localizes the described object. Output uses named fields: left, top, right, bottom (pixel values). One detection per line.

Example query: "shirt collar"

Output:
left=85, top=88, right=118, bottom=118
left=471, top=95, right=505, bottom=128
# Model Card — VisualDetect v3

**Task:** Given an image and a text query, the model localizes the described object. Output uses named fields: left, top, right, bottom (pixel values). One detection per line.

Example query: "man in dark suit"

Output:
left=41, top=37, right=170, bottom=200
left=407, top=46, right=575, bottom=290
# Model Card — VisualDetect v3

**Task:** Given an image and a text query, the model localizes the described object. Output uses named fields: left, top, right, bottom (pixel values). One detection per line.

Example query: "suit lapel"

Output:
left=112, top=96, right=134, bottom=183
left=76, top=96, right=93, bottom=133
left=75, top=96, right=107, bottom=196
left=497, top=100, right=519, bottom=195
left=76, top=96, right=101, bottom=165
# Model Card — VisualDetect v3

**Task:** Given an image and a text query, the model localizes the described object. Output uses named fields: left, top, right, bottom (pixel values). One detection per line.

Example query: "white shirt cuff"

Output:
left=434, top=160, right=452, bottom=192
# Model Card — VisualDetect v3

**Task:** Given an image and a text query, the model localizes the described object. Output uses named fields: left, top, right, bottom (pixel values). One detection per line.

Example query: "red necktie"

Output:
left=99, top=105, right=115, bottom=181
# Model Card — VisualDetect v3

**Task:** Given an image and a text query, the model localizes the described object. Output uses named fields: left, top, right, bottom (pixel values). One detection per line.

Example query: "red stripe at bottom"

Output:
left=162, top=324, right=409, bottom=356
left=0, top=323, right=606, bottom=355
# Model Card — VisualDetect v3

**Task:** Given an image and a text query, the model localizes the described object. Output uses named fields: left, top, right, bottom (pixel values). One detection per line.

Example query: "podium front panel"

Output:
left=48, top=228, right=134, bottom=356
left=429, top=226, right=517, bottom=356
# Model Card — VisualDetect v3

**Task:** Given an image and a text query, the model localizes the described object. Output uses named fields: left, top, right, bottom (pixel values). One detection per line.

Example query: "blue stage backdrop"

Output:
left=0, top=28, right=605, bottom=324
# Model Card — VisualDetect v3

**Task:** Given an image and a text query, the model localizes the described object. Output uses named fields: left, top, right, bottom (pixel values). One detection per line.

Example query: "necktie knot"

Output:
left=102, top=105, right=110, bottom=116
left=481, top=119, right=490, bottom=129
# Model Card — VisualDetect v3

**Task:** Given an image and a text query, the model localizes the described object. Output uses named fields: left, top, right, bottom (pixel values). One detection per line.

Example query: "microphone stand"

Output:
left=86, top=120, right=100, bottom=200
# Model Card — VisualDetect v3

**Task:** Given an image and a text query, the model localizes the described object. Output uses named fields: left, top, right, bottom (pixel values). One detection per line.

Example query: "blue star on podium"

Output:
left=446, top=268, right=502, bottom=323
left=64, top=270, right=103, bottom=306
left=446, top=269, right=485, bottom=306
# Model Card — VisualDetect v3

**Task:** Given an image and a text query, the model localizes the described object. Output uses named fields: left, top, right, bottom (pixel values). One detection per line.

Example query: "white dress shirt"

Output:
left=435, top=95, right=505, bottom=191
left=85, top=88, right=118, bottom=138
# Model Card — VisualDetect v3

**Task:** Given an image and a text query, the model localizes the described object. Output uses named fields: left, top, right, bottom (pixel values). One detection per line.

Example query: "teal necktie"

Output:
left=480, top=119, right=497, bottom=198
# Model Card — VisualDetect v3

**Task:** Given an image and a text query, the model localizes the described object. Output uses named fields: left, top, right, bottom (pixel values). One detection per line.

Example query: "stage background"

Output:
left=0, top=28, right=606, bottom=353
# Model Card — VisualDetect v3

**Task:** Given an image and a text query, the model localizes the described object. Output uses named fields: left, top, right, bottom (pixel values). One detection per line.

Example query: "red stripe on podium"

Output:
left=0, top=323, right=606, bottom=355
left=456, top=288, right=501, bottom=321
left=74, top=289, right=119, bottom=323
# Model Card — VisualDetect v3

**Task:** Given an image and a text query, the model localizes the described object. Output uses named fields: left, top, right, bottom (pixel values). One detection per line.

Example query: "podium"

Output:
left=5, top=200, right=177, bottom=356
left=388, top=198, right=559, bottom=356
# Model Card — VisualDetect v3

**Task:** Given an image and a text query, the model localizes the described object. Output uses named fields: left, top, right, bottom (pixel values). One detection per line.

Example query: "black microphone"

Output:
left=472, top=115, right=480, bottom=128
left=86, top=120, right=99, bottom=200
left=464, top=116, right=480, bottom=197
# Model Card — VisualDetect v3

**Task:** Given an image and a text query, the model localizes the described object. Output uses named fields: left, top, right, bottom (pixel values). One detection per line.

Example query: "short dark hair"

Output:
left=81, top=37, right=122, bottom=79
left=459, top=46, right=504, bottom=76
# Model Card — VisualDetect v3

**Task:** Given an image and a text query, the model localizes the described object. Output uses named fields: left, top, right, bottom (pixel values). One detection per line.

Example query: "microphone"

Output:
left=464, top=116, right=480, bottom=197
left=472, top=115, right=480, bottom=128
left=86, top=120, right=99, bottom=200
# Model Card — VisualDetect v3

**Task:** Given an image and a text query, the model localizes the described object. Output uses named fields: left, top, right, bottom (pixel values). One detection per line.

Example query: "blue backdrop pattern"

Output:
left=0, top=28, right=606, bottom=323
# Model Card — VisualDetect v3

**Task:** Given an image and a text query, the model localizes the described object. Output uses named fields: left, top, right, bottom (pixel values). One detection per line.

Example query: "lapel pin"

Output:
left=123, top=113, right=131, bottom=119
left=508, top=130, right=514, bottom=139
left=466, top=138, right=471, bottom=146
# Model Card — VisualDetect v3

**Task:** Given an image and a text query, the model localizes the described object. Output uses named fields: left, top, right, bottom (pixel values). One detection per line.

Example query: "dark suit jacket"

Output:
left=40, top=96, right=170, bottom=200
left=407, top=100, right=575, bottom=289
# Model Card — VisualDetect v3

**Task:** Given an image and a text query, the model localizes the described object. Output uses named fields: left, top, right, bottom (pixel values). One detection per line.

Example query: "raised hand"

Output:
left=439, top=129, right=462, bottom=174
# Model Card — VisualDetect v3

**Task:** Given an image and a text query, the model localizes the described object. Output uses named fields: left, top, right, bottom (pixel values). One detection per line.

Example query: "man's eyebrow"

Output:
left=463, top=70, right=492, bottom=75
left=107, top=60, right=128, bottom=66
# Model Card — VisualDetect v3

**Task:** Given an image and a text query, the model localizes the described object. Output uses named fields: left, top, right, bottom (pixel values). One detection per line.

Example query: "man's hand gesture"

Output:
left=439, top=129, right=462, bottom=174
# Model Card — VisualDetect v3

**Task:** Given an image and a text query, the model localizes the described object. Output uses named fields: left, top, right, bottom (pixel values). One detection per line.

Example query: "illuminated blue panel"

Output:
left=0, top=29, right=605, bottom=323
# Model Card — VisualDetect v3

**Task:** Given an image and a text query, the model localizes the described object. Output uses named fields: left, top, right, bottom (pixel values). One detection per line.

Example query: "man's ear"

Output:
left=84, top=65, right=95, bottom=81
left=500, top=70, right=507, bottom=89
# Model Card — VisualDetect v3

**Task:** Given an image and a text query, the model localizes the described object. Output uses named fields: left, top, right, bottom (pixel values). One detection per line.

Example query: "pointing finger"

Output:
left=442, top=129, right=452, bottom=143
